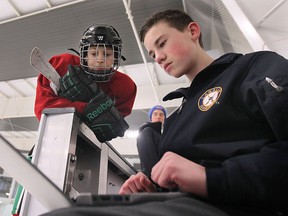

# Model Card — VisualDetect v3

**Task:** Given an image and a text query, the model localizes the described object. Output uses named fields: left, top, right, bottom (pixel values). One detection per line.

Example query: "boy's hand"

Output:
left=151, top=152, right=207, bottom=197
left=119, top=172, right=157, bottom=194
left=82, top=91, right=129, bottom=142
left=59, top=65, right=98, bottom=102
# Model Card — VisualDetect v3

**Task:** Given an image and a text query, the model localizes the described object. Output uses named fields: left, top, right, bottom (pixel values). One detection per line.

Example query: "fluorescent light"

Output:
left=125, top=130, right=139, bottom=138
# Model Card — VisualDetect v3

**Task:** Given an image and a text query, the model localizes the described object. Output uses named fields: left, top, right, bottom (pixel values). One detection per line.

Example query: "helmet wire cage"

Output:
left=79, top=25, right=122, bottom=82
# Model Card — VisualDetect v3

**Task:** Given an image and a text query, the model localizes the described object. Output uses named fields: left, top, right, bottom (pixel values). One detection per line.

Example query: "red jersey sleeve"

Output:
left=34, top=53, right=87, bottom=120
left=98, top=71, right=137, bottom=117
left=34, top=53, right=137, bottom=120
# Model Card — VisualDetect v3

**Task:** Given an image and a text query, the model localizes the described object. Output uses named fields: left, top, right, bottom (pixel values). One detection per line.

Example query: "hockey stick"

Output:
left=30, top=47, right=61, bottom=91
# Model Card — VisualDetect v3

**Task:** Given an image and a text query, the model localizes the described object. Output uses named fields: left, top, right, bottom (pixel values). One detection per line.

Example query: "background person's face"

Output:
left=151, top=109, right=165, bottom=123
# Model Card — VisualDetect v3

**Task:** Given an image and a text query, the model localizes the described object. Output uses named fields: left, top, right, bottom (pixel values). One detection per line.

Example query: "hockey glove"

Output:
left=82, top=91, right=129, bottom=142
left=59, top=65, right=98, bottom=102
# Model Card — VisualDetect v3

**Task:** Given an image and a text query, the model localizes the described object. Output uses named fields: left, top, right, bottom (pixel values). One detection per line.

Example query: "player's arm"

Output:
left=34, top=54, right=90, bottom=120
left=57, top=65, right=129, bottom=142
left=111, top=74, right=137, bottom=117
left=58, top=65, right=98, bottom=102
left=59, top=65, right=128, bottom=142
left=34, top=53, right=89, bottom=119
left=34, top=72, right=88, bottom=120
left=81, top=89, right=129, bottom=142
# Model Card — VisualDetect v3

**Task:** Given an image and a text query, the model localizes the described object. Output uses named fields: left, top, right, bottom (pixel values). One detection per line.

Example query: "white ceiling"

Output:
left=0, top=0, right=287, bottom=158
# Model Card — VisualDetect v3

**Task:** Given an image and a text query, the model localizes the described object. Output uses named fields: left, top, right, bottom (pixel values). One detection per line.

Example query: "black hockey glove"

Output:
left=58, top=65, right=98, bottom=102
left=82, top=91, right=129, bottom=143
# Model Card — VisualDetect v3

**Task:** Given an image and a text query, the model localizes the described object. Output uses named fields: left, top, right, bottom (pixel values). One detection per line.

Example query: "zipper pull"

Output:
left=178, top=99, right=187, bottom=114
left=265, top=77, right=283, bottom=92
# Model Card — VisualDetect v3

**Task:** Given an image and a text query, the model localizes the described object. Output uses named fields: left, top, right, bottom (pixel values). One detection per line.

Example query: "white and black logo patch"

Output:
left=97, top=35, right=104, bottom=41
left=198, top=87, right=222, bottom=111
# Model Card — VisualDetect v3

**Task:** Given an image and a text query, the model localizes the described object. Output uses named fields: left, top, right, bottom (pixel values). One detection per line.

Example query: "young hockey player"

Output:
left=12, top=24, right=137, bottom=216
left=119, top=9, right=288, bottom=216
left=34, top=24, right=137, bottom=142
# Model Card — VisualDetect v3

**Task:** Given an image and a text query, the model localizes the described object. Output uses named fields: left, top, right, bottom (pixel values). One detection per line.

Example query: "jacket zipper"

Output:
left=177, top=98, right=187, bottom=114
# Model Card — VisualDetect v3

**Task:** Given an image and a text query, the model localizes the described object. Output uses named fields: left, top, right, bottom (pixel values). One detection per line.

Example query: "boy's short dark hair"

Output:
left=140, top=9, right=203, bottom=48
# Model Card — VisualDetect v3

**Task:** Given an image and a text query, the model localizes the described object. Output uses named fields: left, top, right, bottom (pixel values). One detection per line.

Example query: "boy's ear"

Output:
left=188, top=22, right=201, bottom=41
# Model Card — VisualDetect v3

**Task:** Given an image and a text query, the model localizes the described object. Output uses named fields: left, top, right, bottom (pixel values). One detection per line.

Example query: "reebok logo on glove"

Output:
left=86, top=98, right=114, bottom=121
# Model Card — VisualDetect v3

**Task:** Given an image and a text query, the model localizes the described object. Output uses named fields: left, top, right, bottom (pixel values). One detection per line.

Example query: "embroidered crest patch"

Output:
left=198, top=87, right=222, bottom=111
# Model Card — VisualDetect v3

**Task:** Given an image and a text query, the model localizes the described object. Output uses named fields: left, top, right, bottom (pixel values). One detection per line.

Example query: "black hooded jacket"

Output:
left=160, top=51, right=288, bottom=213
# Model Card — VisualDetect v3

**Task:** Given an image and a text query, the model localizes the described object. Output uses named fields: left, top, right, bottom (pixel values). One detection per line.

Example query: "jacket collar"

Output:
left=162, top=53, right=242, bottom=101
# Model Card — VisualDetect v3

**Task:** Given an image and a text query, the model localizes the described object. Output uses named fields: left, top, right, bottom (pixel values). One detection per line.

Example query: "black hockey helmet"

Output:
left=79, top=24, right=122, bottom=82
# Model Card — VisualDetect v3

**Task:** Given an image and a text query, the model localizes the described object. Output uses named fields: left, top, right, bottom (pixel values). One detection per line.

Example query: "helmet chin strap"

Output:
left=85, top=68, right=116, bottom=82
left=67, top=48, right=80, bottom=56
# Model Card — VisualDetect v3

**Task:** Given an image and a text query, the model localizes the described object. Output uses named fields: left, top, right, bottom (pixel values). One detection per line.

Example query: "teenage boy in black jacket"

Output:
left=119, top=9, right=288, bottom=216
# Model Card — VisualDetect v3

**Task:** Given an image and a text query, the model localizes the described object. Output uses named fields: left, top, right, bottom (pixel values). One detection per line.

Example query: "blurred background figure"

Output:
left=137, top=105, right=166, bottom=178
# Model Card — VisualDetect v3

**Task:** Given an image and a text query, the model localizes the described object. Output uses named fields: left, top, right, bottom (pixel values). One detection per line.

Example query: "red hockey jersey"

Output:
left=34, top=53, right=137, bottom=120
